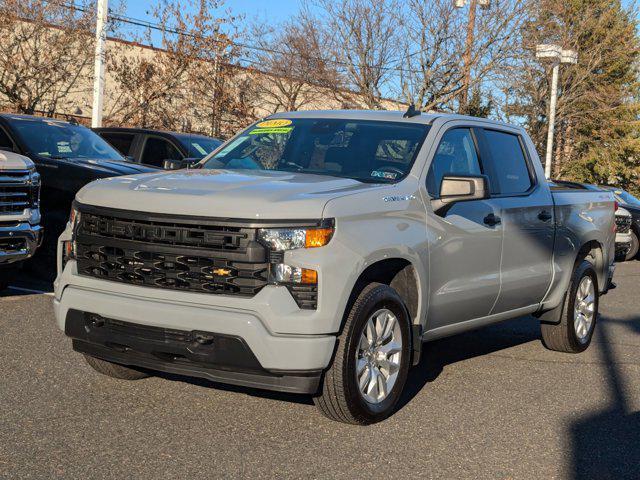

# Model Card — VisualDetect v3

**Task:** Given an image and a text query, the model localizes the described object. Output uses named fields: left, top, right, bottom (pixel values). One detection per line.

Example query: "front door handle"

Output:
left=483, top=213, right=501, bottom=226
left=538, top=210, right=553, bottom=222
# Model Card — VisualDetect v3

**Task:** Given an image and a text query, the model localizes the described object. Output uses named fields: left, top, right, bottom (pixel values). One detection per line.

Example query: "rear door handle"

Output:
left=483, top=213, right=501, bottom=226
left=538, top=210, right=553, bottom=222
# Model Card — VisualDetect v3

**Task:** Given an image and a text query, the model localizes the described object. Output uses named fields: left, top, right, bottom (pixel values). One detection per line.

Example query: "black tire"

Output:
left=625, top=230, right=639, bottom=261
left=314, top=283, right=412, bottom=425
left=540, top=260, right=598, bottom=353
left=83, top=354, right=150, bottom=380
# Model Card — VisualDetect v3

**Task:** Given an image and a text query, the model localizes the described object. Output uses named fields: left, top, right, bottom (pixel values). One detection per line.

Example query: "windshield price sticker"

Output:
left=256, top=119, right=292, bottom=129
left=249, top=127, right=294, bottom=135
left=371, top=170, right=398, bottom=180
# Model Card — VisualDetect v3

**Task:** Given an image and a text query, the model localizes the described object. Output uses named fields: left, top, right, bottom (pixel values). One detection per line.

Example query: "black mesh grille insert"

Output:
left=0, top=170, right=31, bottom=214
left=76, top=210, right=269, bottom=297
left=615, top=215, right=632, bottom=234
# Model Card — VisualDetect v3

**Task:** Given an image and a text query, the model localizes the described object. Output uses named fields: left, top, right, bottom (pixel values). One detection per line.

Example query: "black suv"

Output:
left=0, top=114, right=157, bottom=268
left=94, top=127, right=222, bottom=169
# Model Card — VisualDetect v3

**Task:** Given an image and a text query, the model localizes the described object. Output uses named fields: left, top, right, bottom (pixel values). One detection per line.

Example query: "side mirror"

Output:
left=163, top=158, right=199, bottom=170
left=431, top=175, right=489, bottom=214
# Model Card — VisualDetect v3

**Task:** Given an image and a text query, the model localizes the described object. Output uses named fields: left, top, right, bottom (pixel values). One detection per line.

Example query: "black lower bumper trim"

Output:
left=66, top=310, right=321, bottom=395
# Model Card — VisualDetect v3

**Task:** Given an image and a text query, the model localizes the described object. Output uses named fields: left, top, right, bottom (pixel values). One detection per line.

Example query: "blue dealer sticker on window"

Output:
left=371, top=170, right=398, bottom=180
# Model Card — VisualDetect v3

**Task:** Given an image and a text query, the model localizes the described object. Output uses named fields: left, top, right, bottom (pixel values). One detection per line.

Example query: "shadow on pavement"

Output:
left=570, top=315, right=640, bottom=480
left=399, top=315, right=541, bottom=409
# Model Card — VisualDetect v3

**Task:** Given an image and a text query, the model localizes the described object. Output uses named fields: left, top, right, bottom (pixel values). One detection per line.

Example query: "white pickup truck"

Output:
left=54, top=111, right=616, bottom=424
left=0, top=150, right=41, bottom=289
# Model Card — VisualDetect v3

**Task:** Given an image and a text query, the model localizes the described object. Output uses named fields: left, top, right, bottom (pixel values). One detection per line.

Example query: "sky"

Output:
left=125, top=0, right=308, bottom=25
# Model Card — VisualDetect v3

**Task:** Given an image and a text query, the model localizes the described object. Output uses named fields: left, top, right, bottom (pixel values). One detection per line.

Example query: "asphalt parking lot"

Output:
left=1, top=262, right=639, bottom=480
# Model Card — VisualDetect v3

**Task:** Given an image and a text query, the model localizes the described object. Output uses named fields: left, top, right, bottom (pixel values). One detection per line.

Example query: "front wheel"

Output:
left=625, top=230, right=639, bottom=261
left=314, top=283, right=412, bottom=425
left=541, top=260, right=599, bottom=353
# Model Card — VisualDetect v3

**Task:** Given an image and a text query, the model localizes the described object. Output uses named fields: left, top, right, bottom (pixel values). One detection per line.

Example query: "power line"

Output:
left=43, top=0, right=419, bottom=75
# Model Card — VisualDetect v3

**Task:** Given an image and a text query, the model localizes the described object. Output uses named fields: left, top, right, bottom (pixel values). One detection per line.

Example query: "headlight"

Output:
left=69, top=205, right=81, bottom=230
left=28, top=170, right=40, bottom=208
left=258, top=225, right=334, bottom=251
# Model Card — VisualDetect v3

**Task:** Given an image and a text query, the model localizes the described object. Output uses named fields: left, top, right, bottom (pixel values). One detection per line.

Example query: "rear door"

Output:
left=139, top=135, right=183, bottom=168
left=99, top=131, right=139, bottom=160
left=475, top=128, right=554, bottom=313
left=424, top=125, right=503, bottom=329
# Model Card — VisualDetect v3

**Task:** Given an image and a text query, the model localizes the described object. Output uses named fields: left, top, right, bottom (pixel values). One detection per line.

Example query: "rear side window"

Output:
left=483, top=130, right=532, bottom=195
left=141, top=137, right=182, bottom=167
left=101, top=132, right=136, bottom=156
left=426, top=128, right=481, bottom=197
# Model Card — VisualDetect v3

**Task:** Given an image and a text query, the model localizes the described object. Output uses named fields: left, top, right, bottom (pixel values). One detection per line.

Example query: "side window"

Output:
left=0, top=127, right=14, bottom=150
left=102, top=133, right=136, bottom=156
left=426, top=128, right=481, bottom=197
left=482, top=130, right=532, bottom=195
left=140, top=137, right=182, bottom=167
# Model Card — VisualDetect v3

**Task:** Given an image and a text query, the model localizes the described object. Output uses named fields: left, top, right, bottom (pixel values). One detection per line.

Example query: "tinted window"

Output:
left=174, top=135, right=222, bottom=159
left=141, top=137, right=182, bottom=167
left=483, top=130, right=532, bottom=194
left=0, top=127, right=13, bottom=149
left=8, top=118, right=123, bottom=160
left=101, top=132, right=136, bottom=156
left=202, top=119, right=429, bottom=183
left=426, top=128, right=481, bottom=196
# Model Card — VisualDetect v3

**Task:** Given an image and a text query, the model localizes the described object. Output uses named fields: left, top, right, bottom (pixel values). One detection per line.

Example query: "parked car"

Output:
left=614, top=206, right=633, bottom=261
left=0, top=114, right=157, bottom=268
left=94, top=127, right=222, bottom=169
left=55, top=111, right=616, bottom=424
left=0, top=150, right=42, bottom=290
left=599, top=186, right=640, bottom=261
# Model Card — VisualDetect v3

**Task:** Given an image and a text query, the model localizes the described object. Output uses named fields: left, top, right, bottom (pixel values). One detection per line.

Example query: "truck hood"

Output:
left=0, top=151, right=34, bottom=170
left=55, top=156, right=157, bottom=176
left=77, top=169, right=382, bottom=219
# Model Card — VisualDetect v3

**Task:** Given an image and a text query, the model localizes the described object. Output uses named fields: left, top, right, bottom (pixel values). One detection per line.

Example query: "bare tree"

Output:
left=0, top=0, right=94, bottom=115
left=249, top=13, right=343, bottom=113
left=104, top=0, right=232, bottom=130
left=313, top=0, right=400, bottom=109
left=396, top=0, right=526, bottom=113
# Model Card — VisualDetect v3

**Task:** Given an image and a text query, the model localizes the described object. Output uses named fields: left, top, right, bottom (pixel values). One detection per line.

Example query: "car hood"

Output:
left=76, top=169, right=384, bottom=219
left=0, top=151, right=34, bottom=170
left=55, top=156, right=157, bottom=176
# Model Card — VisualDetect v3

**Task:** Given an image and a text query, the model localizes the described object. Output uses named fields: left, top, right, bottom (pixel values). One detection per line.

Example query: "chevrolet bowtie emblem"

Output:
left=213, top=268, right=231, bottom=276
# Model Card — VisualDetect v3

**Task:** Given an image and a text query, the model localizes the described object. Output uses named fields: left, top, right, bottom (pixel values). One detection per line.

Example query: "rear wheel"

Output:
left=314, top=283, right=412, bottom=425
left=541, top=260, right=598, bottom=353
left=83, top=354, right=150, bottom=380
left=625, top=230, right=639, bottom=261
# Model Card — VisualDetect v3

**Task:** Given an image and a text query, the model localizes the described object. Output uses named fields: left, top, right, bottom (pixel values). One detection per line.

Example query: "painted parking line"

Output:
left=7, top=286, right=54, bottom=296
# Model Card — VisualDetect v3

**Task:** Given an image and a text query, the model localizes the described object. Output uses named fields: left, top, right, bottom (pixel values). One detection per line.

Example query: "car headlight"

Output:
left=28, top=169, right=40, bottom=208
left=257, top=225, right=334, bottom=251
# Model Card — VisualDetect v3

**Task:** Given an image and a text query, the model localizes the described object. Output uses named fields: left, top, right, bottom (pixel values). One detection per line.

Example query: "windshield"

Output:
left=613, top=189, right=640, bottom=208
left=176, top=135, right=222, bottom=159
left=10, top=118, right=124, bottom=160
left=201, top=118, right=430, bottom=183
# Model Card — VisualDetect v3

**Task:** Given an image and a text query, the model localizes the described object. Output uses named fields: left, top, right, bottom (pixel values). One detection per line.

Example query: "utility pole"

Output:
left=455, top=0, right=490, bottom=113
left=91, top=0, right=109, bottom=128
left=536, top=44, right=578, bottom=179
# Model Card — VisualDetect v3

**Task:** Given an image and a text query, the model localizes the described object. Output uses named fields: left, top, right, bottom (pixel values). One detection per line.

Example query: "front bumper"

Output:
left=0, top=222, right=42, bottom=264
left=66, top=310, right=322, bottom=394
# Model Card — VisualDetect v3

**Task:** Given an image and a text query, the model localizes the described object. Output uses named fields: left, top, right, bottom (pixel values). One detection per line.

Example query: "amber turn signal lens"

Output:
left=305, top=228, right=334, bottom=248
left=301, top=268, right=318, bottom=284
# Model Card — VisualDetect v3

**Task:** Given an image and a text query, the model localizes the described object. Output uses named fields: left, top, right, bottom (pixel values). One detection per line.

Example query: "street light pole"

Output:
left=536, top=44, right=578, bottom=179
left=544, top=63, right=560, bottom=179
left=91, top=0, right=109, bottom=128
left=455, top=0, right=490, bottom=113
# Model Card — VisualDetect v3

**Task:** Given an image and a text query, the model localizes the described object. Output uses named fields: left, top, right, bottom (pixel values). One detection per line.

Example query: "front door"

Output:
left=424, top=126, right=503, bottom=330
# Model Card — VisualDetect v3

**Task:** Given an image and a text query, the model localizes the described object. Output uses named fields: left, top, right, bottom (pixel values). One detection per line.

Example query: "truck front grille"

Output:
left=615, top=215, right=632, bottom=234
left=0, top=170, right=31, bottom=214
left=75, top=209, right=269, bottom=297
